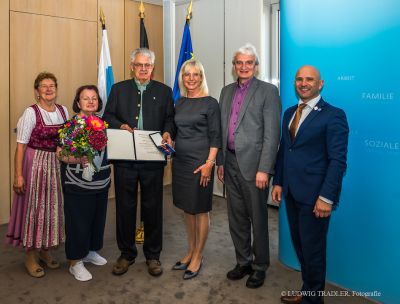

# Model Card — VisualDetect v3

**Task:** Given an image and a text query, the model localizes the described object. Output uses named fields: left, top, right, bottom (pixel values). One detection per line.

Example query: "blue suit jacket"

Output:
left=273, top=99, right=349, bottom=206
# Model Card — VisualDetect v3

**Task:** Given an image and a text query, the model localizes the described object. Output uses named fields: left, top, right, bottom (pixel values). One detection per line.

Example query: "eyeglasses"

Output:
left=133, top=63, right=153, bottom=69
left=234, top=60, right=255, bottom=67
left=183, top=72, right=201, bottom=78
left=39, top=85, right=56, bottom=90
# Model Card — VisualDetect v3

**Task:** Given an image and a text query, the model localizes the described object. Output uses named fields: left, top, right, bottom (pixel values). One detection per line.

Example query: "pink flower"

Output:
left=87, top=116, right=105, bottom=131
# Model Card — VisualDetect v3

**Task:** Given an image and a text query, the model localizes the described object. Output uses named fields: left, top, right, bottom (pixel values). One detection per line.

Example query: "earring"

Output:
left=36, top=95, right=40, bottom=100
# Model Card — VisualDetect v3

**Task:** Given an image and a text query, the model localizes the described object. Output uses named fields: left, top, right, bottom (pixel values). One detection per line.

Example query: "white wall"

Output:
left=224, top=0, right=265, bottom=82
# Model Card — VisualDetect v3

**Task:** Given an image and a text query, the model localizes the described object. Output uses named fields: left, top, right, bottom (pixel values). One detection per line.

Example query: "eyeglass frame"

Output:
left=132, top=62, right=154, bottom=69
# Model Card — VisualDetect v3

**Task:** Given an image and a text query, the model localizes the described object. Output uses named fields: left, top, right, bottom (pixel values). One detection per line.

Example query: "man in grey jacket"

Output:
left=217, top=43, right=281, bottom=288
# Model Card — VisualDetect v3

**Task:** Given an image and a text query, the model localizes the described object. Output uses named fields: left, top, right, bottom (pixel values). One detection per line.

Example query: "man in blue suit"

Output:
left=272, top=66, right=349, bottom=304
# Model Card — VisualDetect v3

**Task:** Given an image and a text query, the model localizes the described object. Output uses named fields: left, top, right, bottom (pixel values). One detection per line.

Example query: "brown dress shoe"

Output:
left=280, top=295, right=302, bottom=304
left=146, top=260, right=163, bottom=276
left=112, top=257, right=134, bottom=275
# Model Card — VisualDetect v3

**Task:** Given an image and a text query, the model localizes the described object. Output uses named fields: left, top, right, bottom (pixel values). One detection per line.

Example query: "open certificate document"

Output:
left=107, top=129, right=165, bottom=161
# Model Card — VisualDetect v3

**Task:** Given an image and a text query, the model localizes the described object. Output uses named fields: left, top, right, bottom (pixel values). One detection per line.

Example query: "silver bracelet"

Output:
left=205, top=159, right=216, bottom=166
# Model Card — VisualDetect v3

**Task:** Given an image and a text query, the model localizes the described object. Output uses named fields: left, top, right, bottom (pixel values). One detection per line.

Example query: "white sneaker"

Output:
left=83, top=251, right=107, bottom=266
left=69, top=261, right=92, bottom=282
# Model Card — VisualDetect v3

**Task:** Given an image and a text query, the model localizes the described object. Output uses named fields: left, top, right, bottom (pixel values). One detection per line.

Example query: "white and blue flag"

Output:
left=98, top=27, right=114, bottom=116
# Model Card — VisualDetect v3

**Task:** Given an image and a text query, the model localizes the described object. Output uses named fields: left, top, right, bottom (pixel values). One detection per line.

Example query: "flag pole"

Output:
left=139, top=0, right=145, bottom=19
left=186, top=0, right=193, bottom=21
left=136, top=0, right=147, bottom=245
left=100, top=7, right=106, bottom=29
left=98, top=8, right=115, bottom=116
left=172, top=0, right=194, bottom=102
left=138, top=0, right=149, bottom=49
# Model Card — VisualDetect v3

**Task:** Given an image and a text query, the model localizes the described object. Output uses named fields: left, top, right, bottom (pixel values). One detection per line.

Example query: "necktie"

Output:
left=289, top=103, right=307, bottom=139
left=137, top=84, right=146, bottom=130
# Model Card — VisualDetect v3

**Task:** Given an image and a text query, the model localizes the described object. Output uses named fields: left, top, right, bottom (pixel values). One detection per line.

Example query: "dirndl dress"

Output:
left=6, top=104, right=67, bottom=250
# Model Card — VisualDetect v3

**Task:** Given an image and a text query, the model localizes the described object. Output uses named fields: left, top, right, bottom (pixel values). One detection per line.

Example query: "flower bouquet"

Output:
left=58, top=115, right=108, bottom=181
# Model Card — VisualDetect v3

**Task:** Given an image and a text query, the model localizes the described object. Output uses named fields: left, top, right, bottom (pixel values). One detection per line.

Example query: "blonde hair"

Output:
left=178, top=59, right=209, bottom=97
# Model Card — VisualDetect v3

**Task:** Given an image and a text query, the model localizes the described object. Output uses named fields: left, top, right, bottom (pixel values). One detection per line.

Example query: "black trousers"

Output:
left=64, top=191, right=108, bottom=260
left=285, top=191, right=330, bottom=304
left=114, top=164, right=164, bottom=261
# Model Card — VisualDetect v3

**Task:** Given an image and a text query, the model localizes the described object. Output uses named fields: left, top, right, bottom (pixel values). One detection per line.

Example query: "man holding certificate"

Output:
left=103, top=48, right=174, bottom=277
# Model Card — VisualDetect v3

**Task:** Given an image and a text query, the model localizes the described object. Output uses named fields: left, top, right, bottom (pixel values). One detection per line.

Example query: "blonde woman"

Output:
left=172, top=59, right=221, bottom=279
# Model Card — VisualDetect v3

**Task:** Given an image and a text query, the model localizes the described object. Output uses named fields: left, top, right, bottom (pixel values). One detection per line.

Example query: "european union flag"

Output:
left=173, top=21, right=193, bottom=103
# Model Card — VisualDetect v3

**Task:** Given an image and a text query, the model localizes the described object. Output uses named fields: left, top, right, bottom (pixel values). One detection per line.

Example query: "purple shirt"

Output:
left=227, top=78, right=253, bottom=150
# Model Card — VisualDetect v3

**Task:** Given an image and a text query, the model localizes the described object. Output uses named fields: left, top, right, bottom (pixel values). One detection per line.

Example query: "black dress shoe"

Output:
left=226, top=264, right=252, bottom=280
left=183, top=259, right=203, bottom=280
left=172, top=261, right=190, bottom=270
left=246, top=270, right=265, bottom=289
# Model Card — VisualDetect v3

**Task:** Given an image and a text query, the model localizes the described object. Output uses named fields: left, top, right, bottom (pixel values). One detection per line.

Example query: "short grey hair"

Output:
left=130, top=48, right=155, bottom=65
left=178, top=59, right=209, bottom=97
left=232, top=43, right=259, bottom=65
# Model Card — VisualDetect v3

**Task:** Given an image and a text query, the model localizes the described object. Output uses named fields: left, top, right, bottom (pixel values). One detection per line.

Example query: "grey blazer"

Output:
left=218, top=77, right=281, bottom=181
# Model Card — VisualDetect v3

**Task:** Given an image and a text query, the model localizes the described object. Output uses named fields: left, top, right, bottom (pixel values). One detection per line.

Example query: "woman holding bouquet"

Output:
left=57, top=85, right=111, bottom=282
left=6, top=72, right=68, bottom=278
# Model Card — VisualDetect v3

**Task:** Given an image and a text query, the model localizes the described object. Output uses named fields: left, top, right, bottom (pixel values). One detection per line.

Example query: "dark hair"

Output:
left=34, top=72, right=58, bottom=90
left=72, top=85, right=103, bottom=113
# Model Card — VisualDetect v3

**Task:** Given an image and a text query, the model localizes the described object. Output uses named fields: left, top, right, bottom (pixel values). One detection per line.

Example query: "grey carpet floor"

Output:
left=0, top=185, right=372, bottom=304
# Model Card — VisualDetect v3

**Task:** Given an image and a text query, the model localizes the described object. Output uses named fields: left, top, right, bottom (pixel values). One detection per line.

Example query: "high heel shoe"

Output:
left=172, top=260, right=190, bottom=270
left=183, top=258, right=203, bottom=280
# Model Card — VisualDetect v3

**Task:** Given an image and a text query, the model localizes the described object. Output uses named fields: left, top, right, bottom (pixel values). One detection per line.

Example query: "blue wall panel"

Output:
left=279, top=1, right=400, bottom=303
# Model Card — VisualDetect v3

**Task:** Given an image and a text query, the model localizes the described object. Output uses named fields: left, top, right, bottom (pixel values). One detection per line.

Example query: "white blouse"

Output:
left=16, top=105, right=69, bottom=144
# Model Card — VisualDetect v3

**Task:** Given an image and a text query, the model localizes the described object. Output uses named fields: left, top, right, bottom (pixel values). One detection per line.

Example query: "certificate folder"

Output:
left=107, top=129, right=165, bottom=161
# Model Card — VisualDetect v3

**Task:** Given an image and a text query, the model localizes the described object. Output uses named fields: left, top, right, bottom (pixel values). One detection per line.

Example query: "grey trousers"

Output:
left=224, top=151, right=270, bottom=271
